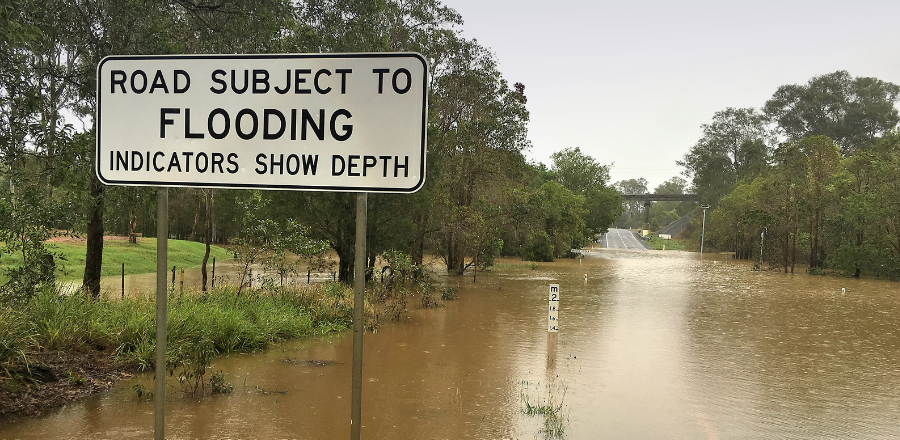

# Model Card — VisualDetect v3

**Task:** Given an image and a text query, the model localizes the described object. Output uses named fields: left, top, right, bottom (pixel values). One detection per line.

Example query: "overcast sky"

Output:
left=442, top=0, right=900, bottom=189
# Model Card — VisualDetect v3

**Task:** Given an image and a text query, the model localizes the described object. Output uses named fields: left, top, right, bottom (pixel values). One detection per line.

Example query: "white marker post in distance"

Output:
left=548, top=284, right=559, bottom=333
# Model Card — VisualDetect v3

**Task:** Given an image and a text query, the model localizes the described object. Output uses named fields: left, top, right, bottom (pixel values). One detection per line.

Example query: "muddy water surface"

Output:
left=4, top=250, right=900, bottom=439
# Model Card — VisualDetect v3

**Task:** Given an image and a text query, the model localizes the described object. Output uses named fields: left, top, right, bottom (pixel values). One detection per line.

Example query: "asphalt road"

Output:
left=600, top=228, right=652, bottom=250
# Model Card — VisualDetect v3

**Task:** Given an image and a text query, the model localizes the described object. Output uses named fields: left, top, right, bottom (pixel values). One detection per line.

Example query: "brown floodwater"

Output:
left=4, top=249, right=900, bottom=439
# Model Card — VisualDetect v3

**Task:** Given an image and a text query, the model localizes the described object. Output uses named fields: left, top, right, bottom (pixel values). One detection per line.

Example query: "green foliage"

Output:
left=522, top=231, right=555, bottom=262
left=440, top=286, right=458, bottom=301
left=549, top=147, right=621, bottom=235
left=232, top=191, right=326, bottom=293
left=677, top=107, right=772, bottom=207
left=0, top=182, right=72, bottom=303
left=765, top=71, right=900, bottom=155
left=704, top=131, right=900, bottom=278
left=550, top=147, right=610, bottom=196
left=646, top=236, right=688, bottom=251
left=3, top=282, right=362, bottom=374
left=374, top=250, right=441, bottom=312
left=168, top=333, right=220, bottom=398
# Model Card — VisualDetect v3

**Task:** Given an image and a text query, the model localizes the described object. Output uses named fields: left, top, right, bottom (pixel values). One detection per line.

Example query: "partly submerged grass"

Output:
left=4, top=282, right=356, bottom=370
left=0, top=238, right=232, bottom=283
left=521, top=380, right=569, bottom=439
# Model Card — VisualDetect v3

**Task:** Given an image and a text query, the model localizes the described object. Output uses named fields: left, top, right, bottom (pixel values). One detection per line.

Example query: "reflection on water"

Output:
left=4, top=250, right=900, bottom=439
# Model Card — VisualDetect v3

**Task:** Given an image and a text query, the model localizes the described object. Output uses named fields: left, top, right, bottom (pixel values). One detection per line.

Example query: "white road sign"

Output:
left=96, top=53, right=428, bottom=192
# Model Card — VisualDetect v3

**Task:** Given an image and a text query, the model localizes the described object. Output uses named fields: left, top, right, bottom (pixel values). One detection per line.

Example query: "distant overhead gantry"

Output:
left=619, top=193, right=700, bottom=203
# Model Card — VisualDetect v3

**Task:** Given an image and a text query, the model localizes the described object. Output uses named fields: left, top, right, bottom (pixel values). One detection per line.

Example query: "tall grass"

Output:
left=0, top=307, right=34, bottom=374
left=1, top=282, right=358, bottom=371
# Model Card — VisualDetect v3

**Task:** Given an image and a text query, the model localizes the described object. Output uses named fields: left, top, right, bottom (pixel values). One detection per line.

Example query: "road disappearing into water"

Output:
left=600, top=228, right=652, bottom=250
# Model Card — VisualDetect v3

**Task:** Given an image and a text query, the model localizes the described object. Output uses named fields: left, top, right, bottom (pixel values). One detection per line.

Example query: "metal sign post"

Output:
left=155, top=187, right=167, bottom=440
left=351, top=193, right=367, bottom=439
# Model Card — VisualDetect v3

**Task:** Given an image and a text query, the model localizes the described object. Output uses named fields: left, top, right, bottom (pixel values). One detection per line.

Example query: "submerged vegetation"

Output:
left=521, top=380, right=569, bottom=439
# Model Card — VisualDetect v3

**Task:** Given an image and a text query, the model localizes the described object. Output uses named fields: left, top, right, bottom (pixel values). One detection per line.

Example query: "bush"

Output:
left=522, top=231, right=555, bottom=262
left=440, top=287, right=459, bottom=301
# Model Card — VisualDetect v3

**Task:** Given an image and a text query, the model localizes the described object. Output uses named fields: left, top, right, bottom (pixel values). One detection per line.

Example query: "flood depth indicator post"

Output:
left=96, top=53, right=428, bottom=440
left=548, top=284, right=559, bottom=332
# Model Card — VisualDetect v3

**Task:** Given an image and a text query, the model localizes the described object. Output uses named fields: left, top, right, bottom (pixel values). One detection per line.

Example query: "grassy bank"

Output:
left=0, top=246, right=430, bottom=417
left=1, top=283, right=357, bottom=371
left=0, top=281, right=388, bottom=417
left=0, top=237, right=232, bottom=283
left=645, top=235, right=690, bottom=251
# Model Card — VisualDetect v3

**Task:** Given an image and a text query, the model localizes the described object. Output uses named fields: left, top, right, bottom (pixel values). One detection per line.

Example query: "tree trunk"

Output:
left=445, top=234, right=456, bottom=273
left=364, top=251, right=374, bottom=282
left=83, top=175, right=104, bottom=298
left=189, top=194, right=201, bottom=242
left=451, top=235, right=465, bottom=275
left=411, top=214, right=426, bottom=266
left=128, top=211, right=137, bottom=244
left=790, top=229, right=796, bottom=274
left=201, top=191, right=213, bottom=292
left=809, top=210, right=820, bottom=268
left=338, top=249, right=353, bottom=282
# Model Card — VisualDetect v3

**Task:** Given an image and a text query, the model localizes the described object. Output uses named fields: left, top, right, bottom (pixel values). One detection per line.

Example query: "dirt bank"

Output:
left=0, top=350, right=132, bottom=422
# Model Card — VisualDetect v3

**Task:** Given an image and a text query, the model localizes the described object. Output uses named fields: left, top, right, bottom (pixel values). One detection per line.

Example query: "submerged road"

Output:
left=600, top=228, right=652, bottom=250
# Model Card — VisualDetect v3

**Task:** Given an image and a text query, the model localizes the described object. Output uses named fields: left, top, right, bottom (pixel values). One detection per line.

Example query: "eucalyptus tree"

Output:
left=825, top=151, right=888, bottom=277
left=764, top=71, right=900, bottom=156
left=798, top=136, right=841, bottom=269
left=427, top=36, right=529, bottom=274
left=678, top=107, right=772, bottom=206
left=0, top=0, right=105, bottom=297
left=549, top=147, right=621, bottom=234
left=270, top=0, right=467, bottom=280
left=767, top=141, right=809, bottom=273
left=872, top=131, right=900, bottom=278
left=706, top=176, right=771, bottom=260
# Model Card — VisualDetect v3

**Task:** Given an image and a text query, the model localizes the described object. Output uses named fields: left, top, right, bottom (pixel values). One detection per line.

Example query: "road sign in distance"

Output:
left=96, top=53, right=428, bottom=193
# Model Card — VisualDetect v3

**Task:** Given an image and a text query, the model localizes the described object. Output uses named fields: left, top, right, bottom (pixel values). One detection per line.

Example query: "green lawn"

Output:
left=646, top=235, right=690, bottom=251
left=0, top=237, right=232, bottom=282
